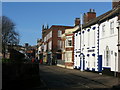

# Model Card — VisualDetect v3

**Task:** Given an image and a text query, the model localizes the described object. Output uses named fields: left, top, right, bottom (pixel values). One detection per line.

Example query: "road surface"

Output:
left=39, top=65, right=120, bottom=89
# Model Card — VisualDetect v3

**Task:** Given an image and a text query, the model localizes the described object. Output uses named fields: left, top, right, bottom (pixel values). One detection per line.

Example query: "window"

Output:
left=110, top=21, right=114, bottom=34
left=93, top=30, right=95, bottom=46
left=66, top=37, right=72, bottom=46
left=88, top=32, right=90, bottom=46
left=58, top=30, right=62, bottom=37
left=106, top=46, right=110, bottom=66
left=83, top=32, right=84, bottom=47
left=68, top=40, right=72, bottom=46
left=66, top=52, right=72, bottom=62
left=44, top=44, right=47, bottom=52
left=58, top=40, right=62, bottom=49
left=102, top=25, right=105, bottom=36
left=48, top=41, right=52, bottom=50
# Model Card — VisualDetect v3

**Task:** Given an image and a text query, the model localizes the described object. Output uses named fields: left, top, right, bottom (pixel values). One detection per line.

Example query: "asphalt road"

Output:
left=39, top=65, right=120, bottom=89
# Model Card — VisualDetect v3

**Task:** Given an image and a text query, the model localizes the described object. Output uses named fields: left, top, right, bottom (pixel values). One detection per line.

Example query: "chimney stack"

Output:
left=112, top=0, right=120, bottom=9
left=75, top=18, right=80, bottom=26
left=83, top=9, right=96, bottom=24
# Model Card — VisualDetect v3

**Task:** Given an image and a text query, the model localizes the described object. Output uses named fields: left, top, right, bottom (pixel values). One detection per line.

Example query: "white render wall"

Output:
left=74, top=15, right=119, bottom=73
left=81, top=24, right=99, bottom=71
left=99, top=16, right=119, bottom=72
left=74, top=31, right=81, bottom=69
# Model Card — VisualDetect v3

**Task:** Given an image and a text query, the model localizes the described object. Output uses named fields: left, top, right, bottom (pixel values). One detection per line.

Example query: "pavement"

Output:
left=39, top=64, right=120, bottom=89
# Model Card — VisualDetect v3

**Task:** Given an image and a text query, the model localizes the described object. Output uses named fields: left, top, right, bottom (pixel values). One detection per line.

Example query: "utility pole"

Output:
left=117, top=19, right=120, bottom=86
left=80, top=13, right=84, bottom=71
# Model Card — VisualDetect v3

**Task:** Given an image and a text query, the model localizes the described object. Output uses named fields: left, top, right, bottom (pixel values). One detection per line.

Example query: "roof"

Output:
left=74, top=6, right=120, bottom=33
left=43, top=25, right=74, bottom=36
left=50, top=25, right=74, bottom=29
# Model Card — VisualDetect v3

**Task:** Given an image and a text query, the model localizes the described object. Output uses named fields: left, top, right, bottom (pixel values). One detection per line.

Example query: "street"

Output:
left=39, top=65, right=120, bottom=89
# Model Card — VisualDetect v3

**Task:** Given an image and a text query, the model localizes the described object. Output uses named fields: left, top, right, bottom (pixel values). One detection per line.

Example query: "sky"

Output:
left=2, top=2, right=112, bottom=46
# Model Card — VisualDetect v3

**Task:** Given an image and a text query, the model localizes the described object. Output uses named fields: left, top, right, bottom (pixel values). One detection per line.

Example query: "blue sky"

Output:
left=2, top=2, right=112, bottom=46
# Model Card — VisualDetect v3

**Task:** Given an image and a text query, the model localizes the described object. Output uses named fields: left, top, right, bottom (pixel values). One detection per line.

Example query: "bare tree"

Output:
left=2, top=16, right=19, bottom=58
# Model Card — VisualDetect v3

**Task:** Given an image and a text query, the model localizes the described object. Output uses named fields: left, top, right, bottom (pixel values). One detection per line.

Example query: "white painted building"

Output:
left=81, top=24, right=99, bottom=72
left=74, top=3, right=120, bottom=76
left=74, top=31, right=81, bottom=69
left=99, top=7, right=120, bottom=76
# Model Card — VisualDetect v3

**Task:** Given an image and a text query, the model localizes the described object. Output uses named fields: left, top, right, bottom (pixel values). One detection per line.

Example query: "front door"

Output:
left=98, top=55, right=102, bottom=72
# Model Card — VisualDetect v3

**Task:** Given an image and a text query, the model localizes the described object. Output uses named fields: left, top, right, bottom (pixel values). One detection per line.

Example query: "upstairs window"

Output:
left=110, top=21, right=114, bottom=34
left=102, top=25, right=105, bottom=36
left=66, top=37, right=72, bottom=47
left=58, top=40, right=62, bottom=49
left=58, top=30, right=62, bottom=37
left=68, top=40, right=72, bottom=46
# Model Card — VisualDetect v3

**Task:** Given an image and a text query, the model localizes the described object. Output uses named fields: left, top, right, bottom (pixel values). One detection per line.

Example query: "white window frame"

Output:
left=102, top=24, right=105, bottom=37
left=88, top=31, right=90, bottom=46
left=58, top=30, right=62, bottom=37
left=65, top=51, right=72, bottom=62
left=65, top=36, right=73, bottom=47
left=110, top=21, right=114, bottom=34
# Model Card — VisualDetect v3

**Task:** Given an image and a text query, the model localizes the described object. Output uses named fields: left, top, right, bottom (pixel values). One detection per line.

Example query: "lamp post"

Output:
left=117, top=19, right=120, bottom=86
left=117, top=20, right=120, bottom=77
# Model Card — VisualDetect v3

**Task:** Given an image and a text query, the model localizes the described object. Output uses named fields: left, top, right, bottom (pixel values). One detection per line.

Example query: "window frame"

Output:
left=65, top=36, right=73, bottom=47
left=110, top=21, right=114, bottom=35
left=58, top=30, right=62, bottom=37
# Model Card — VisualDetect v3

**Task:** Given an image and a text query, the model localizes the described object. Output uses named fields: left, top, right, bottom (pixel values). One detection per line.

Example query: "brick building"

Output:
left=42, top=25, right=73, bottom=65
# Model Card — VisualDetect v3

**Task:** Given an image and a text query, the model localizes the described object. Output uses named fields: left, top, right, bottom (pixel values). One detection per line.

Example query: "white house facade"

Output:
left=74, top=4, right=120, bottom=76
left=74, top=31, right=81, bottom=69
left=81, top=24, right=100, bottom=72
left=99, top=11, right=120, bottom=76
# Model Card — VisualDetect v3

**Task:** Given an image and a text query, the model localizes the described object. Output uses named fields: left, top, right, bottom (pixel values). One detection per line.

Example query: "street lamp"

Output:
left=117, top=19, right=120, bottom=77
left=117, top=19, right=120, bottom=86
left=117, top=20, right=120, bottom=51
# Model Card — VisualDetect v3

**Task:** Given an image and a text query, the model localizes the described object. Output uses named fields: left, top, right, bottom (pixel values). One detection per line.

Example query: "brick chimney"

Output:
left=75, top=18, right=80, bottom=26
left=112, top=0, right=120, bottom=9
left=83, top=9, right=96, bottom=24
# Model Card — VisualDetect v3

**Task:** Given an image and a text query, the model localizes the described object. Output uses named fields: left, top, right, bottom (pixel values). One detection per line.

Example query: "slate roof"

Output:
left=74, top=6, right=120, bottom=33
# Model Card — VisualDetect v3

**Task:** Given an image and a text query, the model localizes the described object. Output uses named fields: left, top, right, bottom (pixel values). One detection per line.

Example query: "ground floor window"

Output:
left=106, top=46, right=110, bottom=66
left=65, top=52, right=72, bottom=62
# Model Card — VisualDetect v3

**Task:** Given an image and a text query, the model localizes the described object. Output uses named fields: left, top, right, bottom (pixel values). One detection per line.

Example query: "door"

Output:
left=98, top=55, right=102, bottom=72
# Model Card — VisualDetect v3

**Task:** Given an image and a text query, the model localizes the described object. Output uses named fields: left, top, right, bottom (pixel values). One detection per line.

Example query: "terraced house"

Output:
left=74, top=1, right=120, bottom=77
